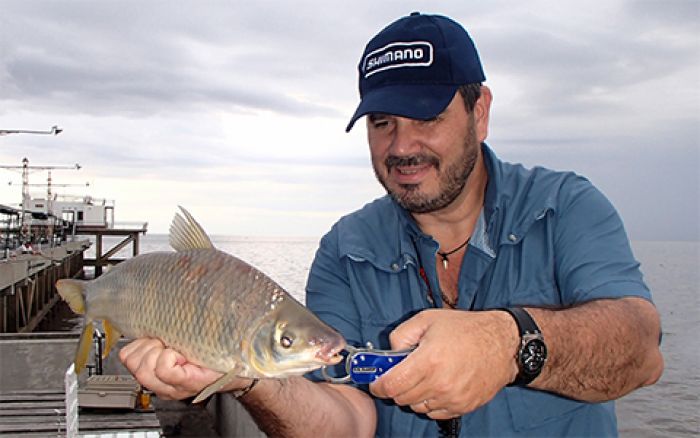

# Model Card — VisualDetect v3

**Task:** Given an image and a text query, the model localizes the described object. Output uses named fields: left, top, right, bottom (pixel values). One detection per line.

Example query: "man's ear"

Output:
left=473, top=86, right=492, bottom=142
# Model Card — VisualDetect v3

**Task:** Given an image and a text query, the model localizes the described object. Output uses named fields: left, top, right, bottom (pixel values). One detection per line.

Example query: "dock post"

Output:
left=64, top=363, right=79, bottom=438
left=95, top=234, right=103, bottom=277
left=94, top=329, right=104, bottom=375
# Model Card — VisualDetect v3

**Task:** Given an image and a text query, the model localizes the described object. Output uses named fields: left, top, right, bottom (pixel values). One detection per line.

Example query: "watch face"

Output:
left=520, top=338, right=547, bottom=374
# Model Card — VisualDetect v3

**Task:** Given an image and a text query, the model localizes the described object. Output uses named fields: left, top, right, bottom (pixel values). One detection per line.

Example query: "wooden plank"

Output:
left=101, top=234, right=135, bottom=260
left=1, top=408, right=66, bottom=416
left=0, top=433, right=60, bottom=438
left=0, top=415, right=160, bottom=432
left=0, top=411, right=159, bottom=422
left=0, top=417, right=160, bottom=433
left=80, top=413, right=160, bottom=423
left=0, top=393, right=64, bottom=401
left=0, top=415, right=64, bottom=424
left=2, top=400, right=66, bottom=409
left=0, top=389, right=64, bottom=395
left=0, top=389, right=161, bottom=434
left=83, top=257, right=127, bottom=266
left=0, top=401, right=64, bottom=409
left=18, top=294, right=60, bottom=334
left=0, top=424, right=64, bottom=433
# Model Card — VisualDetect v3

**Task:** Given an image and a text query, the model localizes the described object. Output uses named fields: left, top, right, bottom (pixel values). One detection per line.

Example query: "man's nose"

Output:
left=387, top=118, right=423, bottom=156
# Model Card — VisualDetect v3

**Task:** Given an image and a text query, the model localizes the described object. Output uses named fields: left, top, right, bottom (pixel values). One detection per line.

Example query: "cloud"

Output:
left=0, top=0, right=697, bottom=239
left=1, top=1, right=352, bottom=118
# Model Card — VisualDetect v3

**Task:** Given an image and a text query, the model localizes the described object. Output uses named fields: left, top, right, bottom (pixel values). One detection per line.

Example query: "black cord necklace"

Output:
left=437, top=237, right=470, bottom=270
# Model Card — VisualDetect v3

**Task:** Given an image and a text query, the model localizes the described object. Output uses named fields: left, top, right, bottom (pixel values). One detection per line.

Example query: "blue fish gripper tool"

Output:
left=322, top=342, right=414, bottom=384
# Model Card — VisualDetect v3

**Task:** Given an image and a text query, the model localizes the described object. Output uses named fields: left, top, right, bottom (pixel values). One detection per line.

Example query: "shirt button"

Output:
left=391, top=263, right=400, bottom=271
left=508, top=233, right=518, bottom=242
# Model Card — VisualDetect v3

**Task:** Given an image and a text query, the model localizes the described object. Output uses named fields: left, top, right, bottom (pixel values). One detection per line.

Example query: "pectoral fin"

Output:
left=74, top=321, right=94, bottom=373
left=192, top=366, right=243, bottom=404
left=102, top=320, right=122, bottom=359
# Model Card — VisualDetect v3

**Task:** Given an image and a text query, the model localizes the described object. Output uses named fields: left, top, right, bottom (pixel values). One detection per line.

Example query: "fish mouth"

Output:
left=315, top=336, right=346, bottom=366
left=324, top=351, right=345, bottom=366
left=263, top=340, right=346, bottom=377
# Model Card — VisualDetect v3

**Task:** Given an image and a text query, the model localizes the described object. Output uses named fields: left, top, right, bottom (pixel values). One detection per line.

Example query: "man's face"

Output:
left=366, top=93, right=481, bottom=214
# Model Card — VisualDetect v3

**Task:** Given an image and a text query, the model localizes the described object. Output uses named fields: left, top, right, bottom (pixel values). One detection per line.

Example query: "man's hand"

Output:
left=369, top=309, right=518, bottom=419
left=118, top=337, right=251, bottom=401
left=120, top=337, right=377, bottom=437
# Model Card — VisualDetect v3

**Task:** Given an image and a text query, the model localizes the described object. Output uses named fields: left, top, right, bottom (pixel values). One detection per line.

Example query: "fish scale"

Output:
left=57, top=207, right=345, bottom=403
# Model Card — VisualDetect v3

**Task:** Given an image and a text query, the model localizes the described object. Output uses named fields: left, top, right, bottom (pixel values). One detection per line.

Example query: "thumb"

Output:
left=389, top=310, right=434, bottom=350
left=155, top=348, right=222, bottom=392
left=154, top=348, right=189, bottom=383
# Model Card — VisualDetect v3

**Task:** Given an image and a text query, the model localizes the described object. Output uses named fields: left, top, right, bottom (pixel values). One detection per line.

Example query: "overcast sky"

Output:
left=1, top=0, right=698, bottom=240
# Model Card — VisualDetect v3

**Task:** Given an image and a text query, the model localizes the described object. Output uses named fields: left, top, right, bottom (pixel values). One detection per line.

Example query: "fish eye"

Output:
left=280, top=333, right=294, bottom=349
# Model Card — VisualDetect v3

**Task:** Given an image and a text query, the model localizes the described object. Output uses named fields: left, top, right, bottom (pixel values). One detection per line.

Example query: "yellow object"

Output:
left=139, top=390, right=152, bottom=410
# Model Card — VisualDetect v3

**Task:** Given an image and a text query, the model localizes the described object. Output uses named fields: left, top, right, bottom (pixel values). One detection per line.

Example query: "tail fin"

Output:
left=57, top=278, right=93, bottom=373
left=56, top=279, right=87, bottom=315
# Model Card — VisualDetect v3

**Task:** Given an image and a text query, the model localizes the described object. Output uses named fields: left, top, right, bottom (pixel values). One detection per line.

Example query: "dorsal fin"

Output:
left=169, top=206, right=215, bottom=251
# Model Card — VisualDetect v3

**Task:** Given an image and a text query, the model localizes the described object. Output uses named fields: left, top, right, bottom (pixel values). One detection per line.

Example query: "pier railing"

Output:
left=76, top=222, right=148, bottom=277
left=0, top=240, right=89, bottom=333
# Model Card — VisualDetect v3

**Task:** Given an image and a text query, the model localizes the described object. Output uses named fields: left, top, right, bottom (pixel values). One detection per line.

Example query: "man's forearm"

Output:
left=236, top=376, right=375, bottom=438
left=528, top=297, right=663, bottom=402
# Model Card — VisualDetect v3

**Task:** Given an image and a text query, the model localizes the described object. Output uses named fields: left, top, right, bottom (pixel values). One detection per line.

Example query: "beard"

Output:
left=373, top=124, right=479, bottom=214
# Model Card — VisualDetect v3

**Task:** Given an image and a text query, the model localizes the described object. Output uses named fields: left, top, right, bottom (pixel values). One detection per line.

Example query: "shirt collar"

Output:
left=338, top=143, right=556, bottom=265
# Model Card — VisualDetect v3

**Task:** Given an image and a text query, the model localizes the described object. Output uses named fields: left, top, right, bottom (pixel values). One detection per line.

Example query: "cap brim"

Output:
left=345, top=84, right=459, bottom=132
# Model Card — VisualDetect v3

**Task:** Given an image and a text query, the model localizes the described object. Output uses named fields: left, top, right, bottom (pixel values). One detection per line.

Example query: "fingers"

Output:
left=408, top=399, right=458, bottom=420
left=119, top=337, right=218, bottom=400
left=119, top=337, right=164, bottom=364
left=119, top=338, right=166, bottom=384
left=371, top=309, right=506, bottom=419
left=371, top=311, right=442, bottom=400
left=426, top=409, right=457, bottom=420
left=154, top=347, right=189, bottom=384
left=388, top=309, right=433, bottom=351
left=409, top=399, right=431, bottom=415
left=370, top=342, right=434, bottom=401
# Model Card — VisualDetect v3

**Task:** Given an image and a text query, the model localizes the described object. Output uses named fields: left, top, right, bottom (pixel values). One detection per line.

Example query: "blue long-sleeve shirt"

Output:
left=306, top=144, right=651, bottom=437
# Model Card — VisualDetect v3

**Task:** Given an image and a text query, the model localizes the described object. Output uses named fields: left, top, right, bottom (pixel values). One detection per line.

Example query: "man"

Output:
left=120, top=12, right=663, bottom=437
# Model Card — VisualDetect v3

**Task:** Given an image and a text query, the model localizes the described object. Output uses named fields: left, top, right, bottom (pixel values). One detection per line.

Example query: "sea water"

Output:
left=615, top=241, right=699, bottom=437
left=87, top=236, right=700, bottom=436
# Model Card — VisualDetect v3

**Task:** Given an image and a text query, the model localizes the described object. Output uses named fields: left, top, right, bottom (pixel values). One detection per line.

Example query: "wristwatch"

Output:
left=500, top=307, right=547, bottom=386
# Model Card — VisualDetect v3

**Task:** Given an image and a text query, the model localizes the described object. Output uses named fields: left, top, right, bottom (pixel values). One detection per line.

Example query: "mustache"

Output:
left=385, top=154, right=439, bottom=170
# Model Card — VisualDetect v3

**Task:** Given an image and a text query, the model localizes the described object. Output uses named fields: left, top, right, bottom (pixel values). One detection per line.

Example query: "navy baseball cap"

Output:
left=346, top=12, right=486, bottom=132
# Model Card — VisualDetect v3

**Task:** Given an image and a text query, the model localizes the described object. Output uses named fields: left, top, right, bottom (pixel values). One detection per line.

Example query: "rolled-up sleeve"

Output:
left=553, top=175, right=651, bottom=304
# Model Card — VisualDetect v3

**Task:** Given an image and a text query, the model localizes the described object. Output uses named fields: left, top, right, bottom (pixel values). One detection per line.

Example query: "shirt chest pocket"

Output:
left=489, top=222, right=562, bottom=307
left=345, top=256, right=427, bottom=349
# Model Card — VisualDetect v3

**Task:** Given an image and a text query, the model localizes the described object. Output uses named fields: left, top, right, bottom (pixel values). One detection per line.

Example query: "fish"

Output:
left=56, top=206, right=346, bottom=403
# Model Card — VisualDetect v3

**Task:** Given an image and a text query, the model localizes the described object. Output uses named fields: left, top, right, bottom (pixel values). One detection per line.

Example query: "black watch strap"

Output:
left=502, top=307, right=538, bottom=334
left=500, top=307, right=547, bottom=386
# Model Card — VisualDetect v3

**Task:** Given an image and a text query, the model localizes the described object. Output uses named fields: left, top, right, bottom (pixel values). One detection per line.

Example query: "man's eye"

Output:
left=369, top=115, right=391, bottom=128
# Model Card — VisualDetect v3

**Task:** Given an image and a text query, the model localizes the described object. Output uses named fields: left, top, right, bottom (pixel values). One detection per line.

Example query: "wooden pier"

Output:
left=0, top=333, right=165, bottom=437
left=0, top=222, right=148, bottom=334
left=0, top=389, right=161, bottom=437
left=0, top=240, right=89, bottom=333
left=0, top=218, right=264, bottom=436
left=76, top=222, right=148, bottom=277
